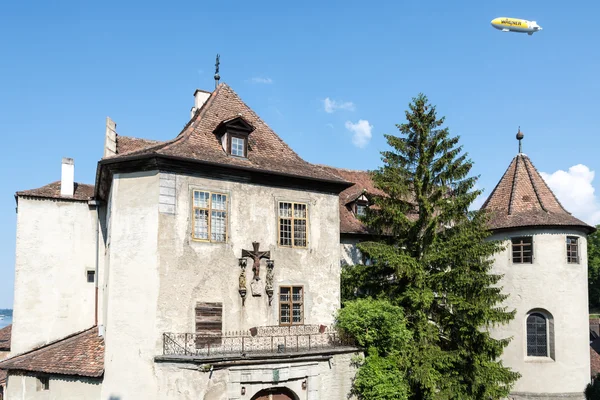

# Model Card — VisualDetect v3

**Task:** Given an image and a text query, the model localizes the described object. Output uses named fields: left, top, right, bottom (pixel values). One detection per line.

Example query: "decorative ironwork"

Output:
left=266, top=260, right=275, bottom=306
left=162, top=325, right=353, bottom=358
left=238, top=258, right=247, bottom=306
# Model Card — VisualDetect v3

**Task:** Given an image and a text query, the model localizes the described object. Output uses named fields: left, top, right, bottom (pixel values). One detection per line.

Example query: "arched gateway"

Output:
left=251, top=387, right=299, bottom=400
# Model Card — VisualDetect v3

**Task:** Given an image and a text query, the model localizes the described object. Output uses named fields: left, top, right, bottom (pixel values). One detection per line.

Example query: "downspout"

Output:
left=89, top=199, right=100, bottom=326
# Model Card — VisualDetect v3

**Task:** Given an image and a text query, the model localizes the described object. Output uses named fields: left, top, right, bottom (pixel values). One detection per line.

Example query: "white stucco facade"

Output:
left=11, top=197, right=97, bottom=355
left=5, top=373, right=101, bottom=400
left=99, top=170, right=350, bottom=400
left=488, top=227, right=590, bottom=399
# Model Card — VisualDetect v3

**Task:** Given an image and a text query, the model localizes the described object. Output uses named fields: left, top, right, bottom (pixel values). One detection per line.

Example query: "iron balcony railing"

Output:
left=162, top=324, right=354, bottom=357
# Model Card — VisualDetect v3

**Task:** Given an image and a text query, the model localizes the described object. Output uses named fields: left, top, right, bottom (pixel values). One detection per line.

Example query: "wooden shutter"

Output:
left=195, top=302, right=222, bottom=347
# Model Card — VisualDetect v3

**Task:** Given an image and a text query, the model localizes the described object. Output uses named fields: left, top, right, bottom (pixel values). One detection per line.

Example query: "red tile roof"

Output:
left=0, top=369, right=5, bottom=385
left=0, top=325, right=11, bottom=351
left=0, top=327, right=104, bottom=378
left=104, top=84, right=348, bottom=186
left=592, top=341, right=600, bottom=377
left=317, top=166, right=384, bottom=234
left=480, top=154, right=594, bottom=232
left=16, top=181, right=94, bottom=202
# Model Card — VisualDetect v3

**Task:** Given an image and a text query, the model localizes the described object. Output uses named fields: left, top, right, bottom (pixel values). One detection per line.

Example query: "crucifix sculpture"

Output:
left=242, top=242, right=270, bottom=282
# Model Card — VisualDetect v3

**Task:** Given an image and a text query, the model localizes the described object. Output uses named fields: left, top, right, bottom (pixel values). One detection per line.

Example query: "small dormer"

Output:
left=350, top=192, right=369, bottom=217
left=214, top=116, right=255, bottom=158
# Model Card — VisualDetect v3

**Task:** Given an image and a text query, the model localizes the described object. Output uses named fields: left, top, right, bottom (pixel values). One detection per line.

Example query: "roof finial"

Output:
left=516, top=126, right=524, bottom=154
left=214, top=54, right=220, bottom=89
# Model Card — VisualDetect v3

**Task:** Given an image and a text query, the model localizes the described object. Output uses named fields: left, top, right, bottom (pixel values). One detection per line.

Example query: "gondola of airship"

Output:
left=491, top=17, right=542, bottom=35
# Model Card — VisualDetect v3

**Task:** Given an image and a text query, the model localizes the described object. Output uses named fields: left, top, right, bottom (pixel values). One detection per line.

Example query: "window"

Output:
left=279, top=286, right=303, bottom=325
left=526, top=311, right=554, bottom=359
left=567, top=236, right=579, bottom=263
left=512, top=237, right=533, bottom=263
left=355, top=201, right=367, bottom=217
left=192, top=191, right=228, bottom=242
left=229, top=135, right=246, bottom=157
left=36, top=376, right=49, bottom=391
left=278, top=202, right=308, bottom=248
left=86, top=270, right=95, bottom=283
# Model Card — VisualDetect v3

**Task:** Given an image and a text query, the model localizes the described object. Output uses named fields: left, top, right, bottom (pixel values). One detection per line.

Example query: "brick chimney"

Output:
left=60, top=157, right=74, bottom=197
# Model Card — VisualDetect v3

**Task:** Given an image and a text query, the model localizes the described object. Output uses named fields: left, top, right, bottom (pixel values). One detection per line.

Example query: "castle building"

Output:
left=0, top=84, right=362, bottom=400
left=481, top=133, right=595, bottom=399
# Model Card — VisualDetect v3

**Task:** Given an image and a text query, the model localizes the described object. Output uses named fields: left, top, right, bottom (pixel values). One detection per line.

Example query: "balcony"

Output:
left=160, top=325, right=356, bottom=361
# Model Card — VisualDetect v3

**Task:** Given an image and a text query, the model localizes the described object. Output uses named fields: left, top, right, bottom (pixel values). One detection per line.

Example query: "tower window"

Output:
left=567, top=236, right=579, bottom=264
left=512, top=237, right=533, bottom=263
left=526, top=310, right=554, bottom=359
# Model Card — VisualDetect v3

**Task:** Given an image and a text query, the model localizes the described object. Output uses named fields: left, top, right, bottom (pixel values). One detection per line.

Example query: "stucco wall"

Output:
left=100, top=170, right=343, bottom=399
left=487, top=228, right=590, bottom=397
left=5, top=373, right=101, bottom=400
left=100, top=171, right=161, bottom=400
left=12, top=198, right=97, bottom=354
left=340, top=237, right=364, bottom=267
left=156, top=172, right=342, bottom=335
left=154, top=352, right=357, bottom=400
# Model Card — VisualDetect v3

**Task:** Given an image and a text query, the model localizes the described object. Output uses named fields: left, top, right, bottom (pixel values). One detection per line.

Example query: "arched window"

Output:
left=526, top=310, right=554, bottom=359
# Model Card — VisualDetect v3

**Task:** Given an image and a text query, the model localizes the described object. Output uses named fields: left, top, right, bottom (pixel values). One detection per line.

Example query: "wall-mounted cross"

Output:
left=242, top=242, right=270, bottom=281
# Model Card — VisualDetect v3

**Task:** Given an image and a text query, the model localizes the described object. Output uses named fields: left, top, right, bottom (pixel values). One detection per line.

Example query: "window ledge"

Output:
left=524, top=356, right=555, bottom=363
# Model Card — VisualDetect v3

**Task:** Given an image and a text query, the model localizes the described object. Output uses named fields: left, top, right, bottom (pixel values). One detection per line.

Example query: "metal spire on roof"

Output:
left=214, top=54, right=220, bottom=89
left=516, top=126, right=524, bottom=154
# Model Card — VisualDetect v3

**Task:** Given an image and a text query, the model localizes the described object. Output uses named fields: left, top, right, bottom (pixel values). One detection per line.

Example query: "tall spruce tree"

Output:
left=341, top=93, right=520, bottom=399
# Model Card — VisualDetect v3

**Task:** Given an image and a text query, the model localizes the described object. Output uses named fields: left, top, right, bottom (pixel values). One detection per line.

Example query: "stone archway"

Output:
left=251, top=387, right=299, bottom=400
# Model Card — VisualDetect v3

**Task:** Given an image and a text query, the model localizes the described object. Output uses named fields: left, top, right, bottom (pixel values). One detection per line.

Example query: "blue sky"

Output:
left=0, top=0, right=599, bottom=308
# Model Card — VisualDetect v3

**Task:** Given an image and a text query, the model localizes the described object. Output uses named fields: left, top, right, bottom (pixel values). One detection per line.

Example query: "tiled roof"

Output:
left=0, top=324, right=11, bottom=351
left=16, top=181, right=94, bottom=202
left=318, top=166, right=386, bottom=234
left=0, top=327, right=104, bottom=378
left=115, top=135, right=163, bottom=155
left=104, top=84, right=349, bottom=186
left=480, top=154, right=594, bottom=232
left=592, top=339, right=600, bottom=377
left=0, top=369, right=5, bottom=385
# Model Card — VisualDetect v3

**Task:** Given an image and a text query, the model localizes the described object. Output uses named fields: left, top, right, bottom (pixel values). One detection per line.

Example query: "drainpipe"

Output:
left=89, top=199, right=100, bottom=326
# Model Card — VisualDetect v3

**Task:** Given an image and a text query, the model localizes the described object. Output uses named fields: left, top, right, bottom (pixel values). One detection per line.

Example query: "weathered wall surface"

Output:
left=487, top=228, right=590, bottom=397
left=100, top=171, right=160, bottom=400
left=340, top=237, right=364, bottom=267
left=11, top=198, right=97, bottom=354
left=156, top=172, right=342, bottom=336
left=5, top=373, right=101, bottom=400
left=154, top=352, right=357, bottom=400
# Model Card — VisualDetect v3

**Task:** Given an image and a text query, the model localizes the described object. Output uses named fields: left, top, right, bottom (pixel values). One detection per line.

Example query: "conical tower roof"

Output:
left=480, top=152, right=594, bottom=233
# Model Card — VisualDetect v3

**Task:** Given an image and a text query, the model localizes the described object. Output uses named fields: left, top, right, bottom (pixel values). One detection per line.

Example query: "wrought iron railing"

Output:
left=162, top=325, right=354, bottom=357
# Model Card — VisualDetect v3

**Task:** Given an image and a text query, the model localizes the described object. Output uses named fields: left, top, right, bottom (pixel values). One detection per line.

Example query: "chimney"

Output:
left=190, top=89, right=211, bottom=119
left=61, top=158, right=75, bottom=197
left=103, top=117, right=117, bottom=158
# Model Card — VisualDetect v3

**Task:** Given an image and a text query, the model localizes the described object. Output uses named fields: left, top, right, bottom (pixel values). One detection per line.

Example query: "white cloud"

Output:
left=345, top=119, right=373, bottom=148
left=540, top=164, right=600, bottom=225
left=250, top=77, right=273, bottom=84
left=323, top=97, right=355, bottom=113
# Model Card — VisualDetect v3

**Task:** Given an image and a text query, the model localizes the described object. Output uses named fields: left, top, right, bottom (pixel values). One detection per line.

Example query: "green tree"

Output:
left=585, top=374, right=600, bottom=400
left=336, top=299, right=412, bottom=400
left=588, top=225, right=600, bottom=311
left=342, top=93, right=520, bottom=399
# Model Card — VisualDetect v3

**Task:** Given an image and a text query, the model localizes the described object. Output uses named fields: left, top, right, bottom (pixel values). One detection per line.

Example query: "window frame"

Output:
left=511, top=236, right=533, bottom=264
left=526, top=312, right=548, bottom=357
left=86, top=270, right=95, bottom=283
left=278, top=285, right=304, bottom=326
left=355, top=200, right=368, bottom=217
left=191, top=190, right=229, bottom=243
left=227, top=133, right=248, bottom=158
left=277, top=201, right=309, bottom=248
left=524, top=309, right=555, bottom=361
left=567, top=236, right=579, bottom=264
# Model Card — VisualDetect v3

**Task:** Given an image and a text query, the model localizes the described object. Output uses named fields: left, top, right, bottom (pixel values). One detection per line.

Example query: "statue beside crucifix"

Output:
left=242, top=242, right=270, bottom=296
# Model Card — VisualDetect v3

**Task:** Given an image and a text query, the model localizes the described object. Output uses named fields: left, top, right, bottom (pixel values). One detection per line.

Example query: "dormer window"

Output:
left=355, top=201, right=368, bottom=217
left=214, top=116, right=255, bottom=158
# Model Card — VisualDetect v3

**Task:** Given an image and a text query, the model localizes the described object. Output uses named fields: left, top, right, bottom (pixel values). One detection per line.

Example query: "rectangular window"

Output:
left=192, top=191, right=228, bottom=242
left=278, top=202, right=307, bottom=248
left=86, top=270, right=95, bottom=283
left=230, top=136, right=245, bottom=157
left=279, top=286, right=304, bottom=326
left=356, top=202, right=367, bottom=217
left=512, top=237, right=533, bottom=263
left=567, top=236, right=579, bottom=263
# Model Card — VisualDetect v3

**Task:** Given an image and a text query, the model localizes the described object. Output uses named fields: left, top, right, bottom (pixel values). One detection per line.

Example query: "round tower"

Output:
left=481, top=132, right=596, bottom=399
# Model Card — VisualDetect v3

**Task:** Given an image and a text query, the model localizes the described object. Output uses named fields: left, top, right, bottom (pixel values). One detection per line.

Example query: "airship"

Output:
left=491, top=17, right=542, bottom=35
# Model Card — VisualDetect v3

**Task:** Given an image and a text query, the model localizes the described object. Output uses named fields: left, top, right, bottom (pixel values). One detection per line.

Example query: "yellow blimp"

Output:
left=491, top=17, right=542, bottom=35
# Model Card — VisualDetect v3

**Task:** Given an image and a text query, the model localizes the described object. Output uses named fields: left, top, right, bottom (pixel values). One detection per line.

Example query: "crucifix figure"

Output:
left=242, top=242, right=270, bottom=281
